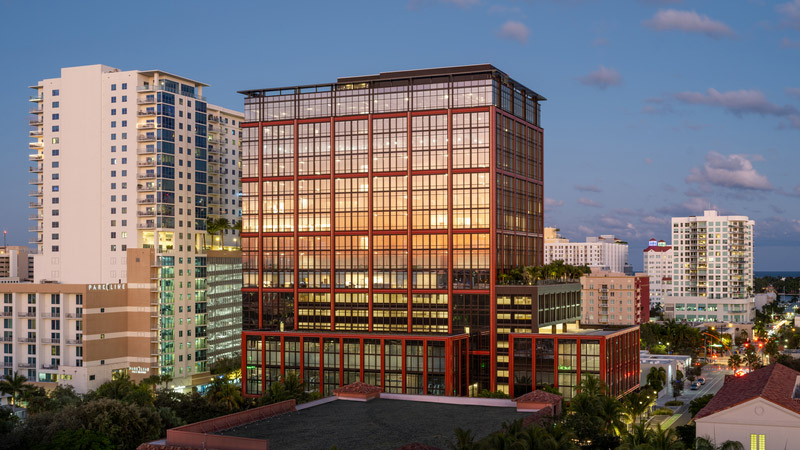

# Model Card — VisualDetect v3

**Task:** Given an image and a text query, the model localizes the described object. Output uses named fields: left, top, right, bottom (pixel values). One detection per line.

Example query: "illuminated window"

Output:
left=750, top=434, right=765, bottom=450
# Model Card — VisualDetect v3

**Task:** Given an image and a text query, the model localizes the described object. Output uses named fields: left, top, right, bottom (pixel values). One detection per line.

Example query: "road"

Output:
left=648, top=363, right=732, bottom=429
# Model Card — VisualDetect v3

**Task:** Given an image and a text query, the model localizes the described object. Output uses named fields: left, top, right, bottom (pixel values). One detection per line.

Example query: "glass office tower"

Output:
left=239, top=65, right=548, bottom=397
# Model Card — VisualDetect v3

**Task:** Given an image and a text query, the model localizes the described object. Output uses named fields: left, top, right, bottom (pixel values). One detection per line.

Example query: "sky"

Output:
left=0, top=0, right=799, bottom=271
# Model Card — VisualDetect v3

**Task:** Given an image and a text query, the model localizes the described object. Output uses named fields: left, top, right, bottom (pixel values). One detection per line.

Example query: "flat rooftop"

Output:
left=216, top=398, right=527, bottom=450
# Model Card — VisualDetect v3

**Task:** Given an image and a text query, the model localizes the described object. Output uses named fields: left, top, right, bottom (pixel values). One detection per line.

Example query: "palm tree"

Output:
left=545, top=424, right=579, bottom=450
left=449, top=428, right=477, bottom=450
left=0, top=372, right=30, bottom=406
left=623, top=390, right=653, bottom=425
left=206, top=217, right=230, bottom=250
left=695, top=437, right=745, bottom=450
left=646, top=367, right=667, bottom=394
left=206, top=376, right=242, bottom=410
left=727, top=353, right=742, bottom=371
left=648, top=425, right=683, bottom=450
left=596, top=395, right=629, bottom=436
left=763, top=339, right=779, bottom=363
left=576, top=374, right=607, bottom=397
left=524, top=266, right=544, bottom=285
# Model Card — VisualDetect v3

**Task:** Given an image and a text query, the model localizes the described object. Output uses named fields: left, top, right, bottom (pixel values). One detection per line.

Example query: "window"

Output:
left=111, top=97, right=116, bottom=103
left=750, top=434, right=765, bottom=450
left=111, top=121, right=116, bottom=128
left=52, top=149, right=59, bottom=156
left=111, top=109, right=116, bottom=116
left=52, top=90, right=59, bottom=96
left=111, top=84, right=117, bottom=91
left=52, top=114, right=59, bottom=120
left=52, top=102, right=59, bottom=108
left=121, top=95, right=127, bottom=102
left=121, top=108, right=127, bottom=114
left=122, top=83, right=127, bottom=89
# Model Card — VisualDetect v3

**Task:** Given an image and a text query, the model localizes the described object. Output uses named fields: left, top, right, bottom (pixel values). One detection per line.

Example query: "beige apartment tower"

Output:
left=26, top=64, right=242, bottom=389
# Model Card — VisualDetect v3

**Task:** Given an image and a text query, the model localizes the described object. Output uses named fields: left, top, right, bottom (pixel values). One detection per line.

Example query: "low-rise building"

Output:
left=639, top=351, right=690, bottom=398
left=580, top=271, right=650, bottom=325
left=695, top=363, right=800, bottom=450
left=544, top=228, right=630, bottom=274
left=0, top=246, right=33, bottom=283
left=662, top=295, right=755, bottom=323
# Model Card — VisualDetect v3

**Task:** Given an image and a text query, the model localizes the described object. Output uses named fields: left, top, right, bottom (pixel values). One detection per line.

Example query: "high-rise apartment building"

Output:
left=207, top=250, right=243, bottom=365
left=544, top=227, right=630, bottom=274
left=238, top=65, right=639, bottom=400
left=664, top=210, right=755, bottom=323
left=643, top=238, right=672, bottom=307
left=580, top=271, right=650, bottom=325
left=0, top=246, right=33, bottom=283
left=27, top=64, right=242, bottom=389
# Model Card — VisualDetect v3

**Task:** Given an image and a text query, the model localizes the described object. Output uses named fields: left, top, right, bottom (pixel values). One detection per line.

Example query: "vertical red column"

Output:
left=330, top=117, right=336, bottom=332
left=367, top=113, right=374, bottom=333
left=240, top=332, right=247, bottom=395
left=293, top=117, right=299, bottom=330
left=401, top=338, right=407, bottom=393
left=508, top=335, right=514, bottom=397
left=257, top=117, right=264, bottom=329
left=489, top=106, right=497, bottom=391
left=422, top=340, right=428, bottom=395
left=447, top=108, right=453, bottom=335
left=444, top=338, right=453, bottom=396
left=530, top=337, right=536, bottom=392
left=406, top=110, right=413, bottom=333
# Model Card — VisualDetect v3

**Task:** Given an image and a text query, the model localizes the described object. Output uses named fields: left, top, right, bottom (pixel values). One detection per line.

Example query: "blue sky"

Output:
left=1, top=0, right=799, bottom=270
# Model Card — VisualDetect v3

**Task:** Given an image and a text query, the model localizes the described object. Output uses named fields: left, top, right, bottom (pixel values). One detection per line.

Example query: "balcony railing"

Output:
left=137, top=147, right=156, bottom=155
left=138, top=109, right=157, bottom=116
left=137, top=122, right=156, bottom=129
left=137, top=172, right=156, bottom=179
left=18, top=363, right=35, bottom=369
left=41, top=364, right=58, bottom=370
left=28, top=153, right=43, bottom=161
left=40, top=312, right=59, bottom=319
left=137, top=185, right=156, bottom=192
left=29, top=190, right=43, bottom=197
left=138, top=222, right=156, bottom=229
left=29, top=94, right=44, bottom=102
left=138, top=211, right=155, bottom=217
left=138, top=198, right=156, bottom=204
left=29, top=119, right=43, bottom=126
left=28, top=226, right=42, bottom=233
left=41, top=338, right=60, bottom=344
left=65, top=312, right=83, bottom=319
left=0, top=312, right=12, bottom=317
left=29, top=177, right=43, bottom=185
left=137, top=97, right=157, bottom=104
left=138, top=135, right=156, bottom=142
left=29, top=166, right=43, bottom=173
left=17, top=337, right=36, bottom=343
left=30, top=107, right=43, bottom=114
left=29, top=130, right=43, bottom=138
left=136, top=84, right=206, bottom=101
left=66, top=339, right=82, bottom=345
left=138, top=159, right=156, bottom=167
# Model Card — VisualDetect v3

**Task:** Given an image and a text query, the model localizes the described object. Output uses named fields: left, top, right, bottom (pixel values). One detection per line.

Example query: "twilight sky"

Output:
left=1, top=0, right=799, bottom=271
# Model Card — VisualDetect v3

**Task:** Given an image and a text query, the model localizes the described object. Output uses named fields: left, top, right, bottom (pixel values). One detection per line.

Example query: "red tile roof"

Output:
left=514, top=390, right=563, bottom=405
left=695, top=363, right=800, bottom=420
left=643, top=246, right=672, bottom=252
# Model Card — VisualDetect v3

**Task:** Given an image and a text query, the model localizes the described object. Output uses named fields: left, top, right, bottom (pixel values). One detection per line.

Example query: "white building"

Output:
left=0, top=246, right=33, bottom=283
left=27, top=64, right=242, bottom=388
left=664, top=210, right=755, bottom=323
left=544, top=227, right=630, bottom=273
left=643, top=238, right=672, bottom=307
left=695, top=363, right=800, bottom=450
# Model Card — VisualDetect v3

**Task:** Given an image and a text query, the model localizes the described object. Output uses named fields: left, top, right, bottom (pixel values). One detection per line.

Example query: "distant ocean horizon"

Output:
left=754, top=271, right=800, bottom=278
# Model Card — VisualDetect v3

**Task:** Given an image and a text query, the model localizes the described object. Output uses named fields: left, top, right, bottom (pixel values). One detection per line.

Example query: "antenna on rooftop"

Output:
left=2, top=230, right=6, bottom=248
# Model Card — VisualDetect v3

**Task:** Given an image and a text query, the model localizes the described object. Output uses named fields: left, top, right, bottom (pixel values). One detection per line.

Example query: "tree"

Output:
left=448, top=427, right=476, bottom=450
left=49, top=428, right=114, bottom=450
left=689, top=394, right=714, bottom=417
left=0, top=372, right=30, bottom=406
left=90, top=372, right=153, bottom=406
left=648, top=425, right=684, bottom=450
left=596, top=395, right=629, bottom=436
left=744, top=347, right=762, bottom=371
left=206, top=217, right=230, bottom=250
left=647, top=367, right=667, bottom=394
left=671, top=379, right=684, bottom=401
left=576, top=374, right=607, bottom=397
left=727, top=354, right=742, bottom=371
left=79, top=398, right=163, bottom=450
left=695, top=437, right=745, bottom=450
left=209, top=354, right=242, bottom=379
left=206, top=376, right=243, bottom=410
left=763, top=339, right=779, bottom=363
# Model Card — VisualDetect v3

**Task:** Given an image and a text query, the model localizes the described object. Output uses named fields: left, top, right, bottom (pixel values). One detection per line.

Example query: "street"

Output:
left=648, top=362, right=733, bottom=429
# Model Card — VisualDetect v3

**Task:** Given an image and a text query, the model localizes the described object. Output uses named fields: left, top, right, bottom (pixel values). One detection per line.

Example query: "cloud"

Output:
left=781, top=37, right=800, bottom=48
left=686, top=151, right=773, bottom=191
left=575, top=184, right=602, bottom=193
left=674, top=88, right=799, bottom=118
left=644, top=9, right=735, bottom=38
left=655, top=197, right=717, bottom=217
left=777, top=0, right=800, bottom=30
left=787, top=87, right=800, bottom=99
left=577, top=225, right=594, bottom=236
left=645, top=157, right=653, bottom=164
left=578, top=197, right=602, bottom=208
left=642, top=97, right=673, bottom=114
left=661, top=183, right=676, bottom=193
left=497, top=20, right=530, bottom=43
left=642, top=216, right=669, bottom=225
left=544, top=197, right=563, bottom=210
left=578, top=66, right=622, bottom=89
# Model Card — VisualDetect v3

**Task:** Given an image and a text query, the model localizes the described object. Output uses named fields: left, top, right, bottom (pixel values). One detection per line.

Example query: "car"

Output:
left=697, top=376, right=706, bottom=385
left=690, top=382, right=700, bottom=390
left=734, top=369, right=747, bottom=377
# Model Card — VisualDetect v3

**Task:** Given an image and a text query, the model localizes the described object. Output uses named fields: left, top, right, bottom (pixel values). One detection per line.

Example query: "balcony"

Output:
left=41, top=364, right=58, bottom=370
left=40, top=312, right=59, bottom=319
left=29, top=129, right=43, bottom=138
left=29, top=165, right=43, bottom=173
left=29, top=119, right=43, bottom=126
left=41, top=338, right=60, bottom=344
left=29, top=141, right=43, bottom=150
left=137, top=172, right=156, bottom=179
left=17, top=337, right=36, bottom=343
left=28, top=236, right=41, bottom=245
left=138, top=197, right=155, bottom=204
left=137, top=96, right=157, bottom=104
left=29, top=189, right=43, bottom=197
left=0, top=311, right=12, bottom=317
left=137, top=122, right=156, bottom=130
left=29, top=177, right=43, bottom=185
left=30, top=107, right=43, bottom=114
left=29, top=201, right=42, bottom=208
left=28, top=225, right=42, bottom=233
left=137, top=184, right=156, bottom=192
left=28, top=214, right=42, bottom=221
left=18, top=363, right=35, bottom=369
left=66, top=339, right=82, bottom=345
left=137, top=146, right=156, bottom=155
left=138, top=221, right=156, bottom=229
left=28, top=153, right=43, bottom=161
left=65, top=312, right=83, bottom=319
left=138, top=134, right=156, bottom=142
left=29, top=94, right=44, bottom=102
left=138, top=211, right=155, bottom=217
left=138, top=109, right=157, bottom=116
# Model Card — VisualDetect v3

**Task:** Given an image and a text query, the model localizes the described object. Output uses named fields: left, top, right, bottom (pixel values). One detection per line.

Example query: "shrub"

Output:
left=652, top=407, right=675, bottom=415
left=665, top=400, right=684, bottom=406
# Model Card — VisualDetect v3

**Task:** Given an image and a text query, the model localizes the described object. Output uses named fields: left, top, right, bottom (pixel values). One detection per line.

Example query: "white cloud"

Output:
left=497, top=20, right=529, bottom=43
left=578, top=197, right=601, bottom=207
left=644, top=9, right=735, bottom=38
left=544, top=197, right=564, bottom=210
left=777, top=0, right=800, bottom=30
left=781, top=37, right=800, bottom=48
left=675, top=88, right=798, bottom=117
left=575, top=184, right=602, bottom=193
left=787, top=87, right=800, bottom=99
left=578, top=66, right=622, bottom=89
left=686, top=151, right=773, bottom=191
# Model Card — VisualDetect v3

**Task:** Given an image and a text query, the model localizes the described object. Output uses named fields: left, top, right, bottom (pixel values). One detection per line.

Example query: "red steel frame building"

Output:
left=238, top=65, right=547, bottom=398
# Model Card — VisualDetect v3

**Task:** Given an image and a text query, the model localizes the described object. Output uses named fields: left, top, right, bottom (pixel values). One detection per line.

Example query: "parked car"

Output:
left=697, top=376, right=706, bottom=385
left=690, top=382, right=700, bottom=390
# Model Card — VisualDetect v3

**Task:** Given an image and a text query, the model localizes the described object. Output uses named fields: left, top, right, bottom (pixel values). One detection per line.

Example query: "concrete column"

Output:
left=551, top=324, right=557, bottom=334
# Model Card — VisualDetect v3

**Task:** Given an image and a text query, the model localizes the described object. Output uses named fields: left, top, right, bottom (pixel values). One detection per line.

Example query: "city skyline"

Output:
left=2, top=1, right=800, bottom=270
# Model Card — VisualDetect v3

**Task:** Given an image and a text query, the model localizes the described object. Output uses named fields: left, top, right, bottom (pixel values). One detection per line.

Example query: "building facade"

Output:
left=580, top=271, right=650, bottom=325
left=664, top=210, right=755, bottom=323
left=0, top=248, right=155, bottom=392
left=509, top=325, right=640, bottom=400
left=27, top=64, right=242, bottom=388
left=0, top=246, right=33, bottom=283
left=642, top=238, right=672, bottom=307
left=207, top=250, right=243, bottom=365
left=240, top=65, right=558, bottom=397
left=543, top=227, right=630, bottom=274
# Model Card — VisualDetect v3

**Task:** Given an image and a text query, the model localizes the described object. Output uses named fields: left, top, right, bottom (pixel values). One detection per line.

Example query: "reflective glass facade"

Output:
left=241, top=65, right=546, bottom=396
